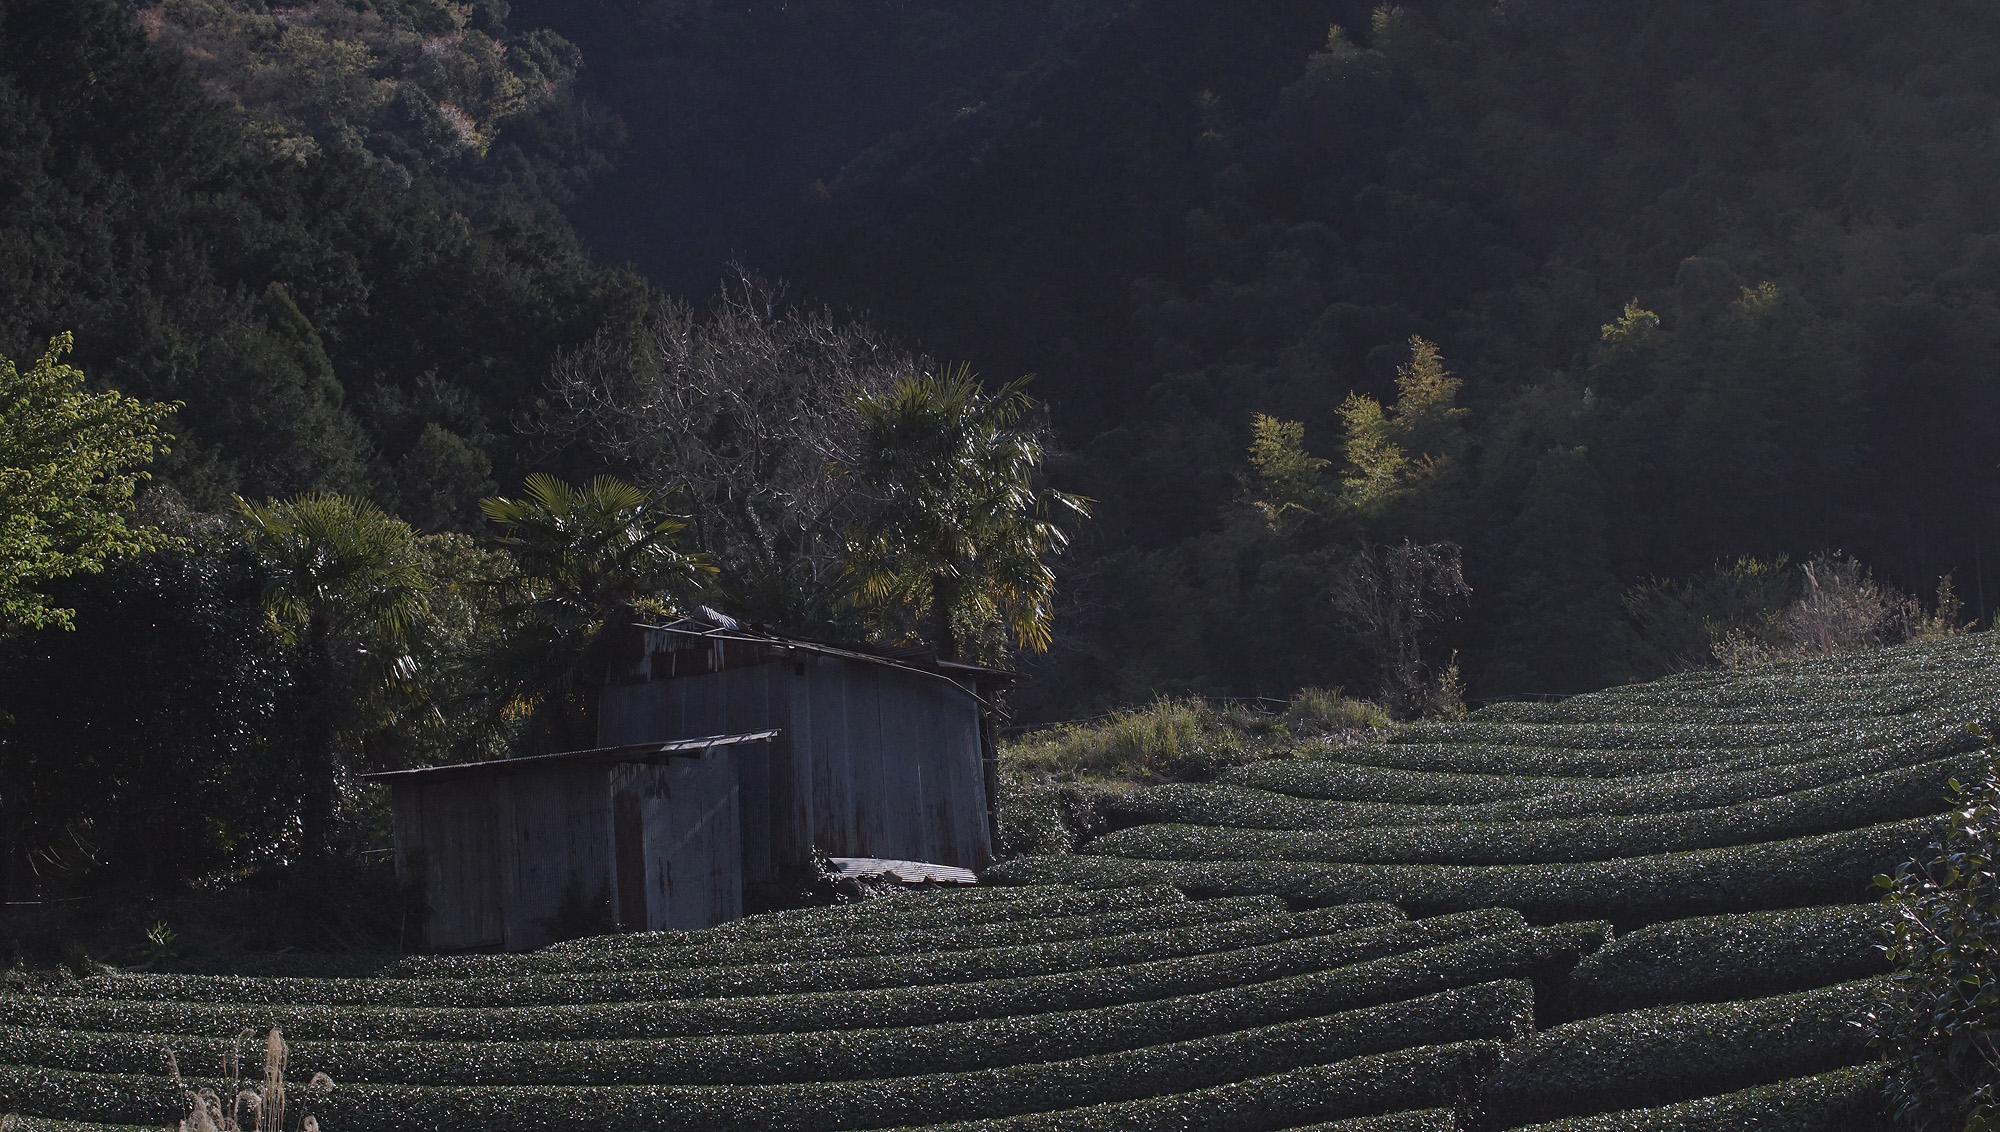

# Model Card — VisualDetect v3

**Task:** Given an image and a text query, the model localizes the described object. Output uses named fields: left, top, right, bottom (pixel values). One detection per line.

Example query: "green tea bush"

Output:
left=3, top=969, right=1533, bottom=1088
left=0, top=996, right=1522, bottom=1130
left=557, top=885, right=1184, bottom=953
left=3, top=909, right=1492, bottom=1043
left=1222, top=739, right=1981, bottom=819
left=868, top=1042, right=1501, bottom=1132
left=34, top=902, right=1422, bottom=1011
left=1568, top=904, right=1894, bottom=1016
left=1091, top=758, right=1965, bottom=865
left=1480, top=980, right=1891, bottom=1127
left=1503, top=1065, right=1894, bottom=1132
left=7, top=923, right=1575, bottom=1087
left=1340, top=709, right=1981, bottom=777
left=1272, top=1113, right=1457, bottom=1132
left=993, top=817, right=1933, bottom=927
left=394, top=896, right=1281, bottom=978
left=1871, top=751, right=2000, bottom=1132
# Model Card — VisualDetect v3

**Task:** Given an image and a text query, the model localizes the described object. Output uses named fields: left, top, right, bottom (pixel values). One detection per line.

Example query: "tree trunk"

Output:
left=297, top=616, right=339, bottom=863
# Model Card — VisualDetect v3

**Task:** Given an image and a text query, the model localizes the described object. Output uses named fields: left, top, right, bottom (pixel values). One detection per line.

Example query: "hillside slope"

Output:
left=2, top=634, right=1995, bottom=1130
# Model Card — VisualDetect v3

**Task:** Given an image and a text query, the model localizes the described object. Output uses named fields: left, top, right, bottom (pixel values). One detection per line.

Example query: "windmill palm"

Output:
left=479, top=474, right=713, bottom=749
left=237, top=494, right=432, bottom=861
left=840, top=367, right=1089, bottom=662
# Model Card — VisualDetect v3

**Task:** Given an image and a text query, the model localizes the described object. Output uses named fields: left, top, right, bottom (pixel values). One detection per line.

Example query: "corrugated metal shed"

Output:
left=598, top=621, right=1003, bottom=896
left=371, top=732, right=774, bottom=951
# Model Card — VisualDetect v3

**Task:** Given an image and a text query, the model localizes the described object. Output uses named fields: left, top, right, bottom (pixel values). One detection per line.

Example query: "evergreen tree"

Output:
left=1485, top=447, right=1634, bottom=696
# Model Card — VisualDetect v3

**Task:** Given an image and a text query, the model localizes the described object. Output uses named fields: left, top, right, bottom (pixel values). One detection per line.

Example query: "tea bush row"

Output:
left=4, top=909, right=1501, bottom=1043
left=1222, top=736, right=1981, bottom=815
left=1504, top=1064, right=1894, bottom=1132
left=1093, top=757, right=1967, bottom=866
left=1566, top=903, right=1895, bottom=1016
left=555, top=885, right=1183, bottom=953
left=29, top=902, right=1419, bottom=1012
left=0, top=993, right=1524, bottom=1131
left=1480, top=979, right=1892, bottom=1127
left=877, top=1041, right=1499, bottom=1132
left=1327, top=709, right=1979, bottom=777
left=994, top=817, right=1932, bottom=927
left=394, top=896, right=1281, bottom=978
left=1, top=927, right=1588, bottom=1088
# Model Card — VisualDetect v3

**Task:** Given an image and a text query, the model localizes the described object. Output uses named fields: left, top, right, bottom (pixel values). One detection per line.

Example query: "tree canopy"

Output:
left=0, top=335, right=174, bottom=630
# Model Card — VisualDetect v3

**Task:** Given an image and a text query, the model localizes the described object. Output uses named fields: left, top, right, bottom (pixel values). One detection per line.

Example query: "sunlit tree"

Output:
left=0, top=333, right=174, bottom=630
left=840, top=367, right=1090, bottom=662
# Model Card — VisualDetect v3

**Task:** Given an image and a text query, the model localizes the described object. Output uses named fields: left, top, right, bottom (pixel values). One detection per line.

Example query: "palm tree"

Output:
left=479, top=474, right=713, bottom=749
left=237, top=494, right=432, bottom=862
left=840, top=367, right=1090, bottom=662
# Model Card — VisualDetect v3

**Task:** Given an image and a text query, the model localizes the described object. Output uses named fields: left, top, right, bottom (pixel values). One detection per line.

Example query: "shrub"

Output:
left=874, top=1041, right=1501, bottom=1132
left=1502, top=1065, right=1895, bottom=1132
left=1221, top=736, right=1982, bottom=819
left=1480, top=979, right=1892, bottom=1127
left=394, top=896, right=1283, bottom=978
left=1568, top=903, right=1894, bottom=1017
left=1274, top=1112, right=1457, bottom=1132
left=0, top=1000, right=1521, bottom=1130
left=1280, top=706, right=1983, bottom=777
left=36, top=903, right=1417, bottom=1010
left=992, top=817, right=1935, bottom=928
left=7, top=972, right=1530, bottom=1090
left=1871, top=749, right=2000, bottom=1131
left=2, top=909, right=1481, bottom=1045
left=1089, top=755, right=1969, bottom=865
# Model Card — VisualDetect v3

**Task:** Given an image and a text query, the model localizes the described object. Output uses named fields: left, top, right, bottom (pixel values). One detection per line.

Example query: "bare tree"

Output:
left=536, top=271, right=926, bottom=630
left=1329, top=540, right=1472, bottom=716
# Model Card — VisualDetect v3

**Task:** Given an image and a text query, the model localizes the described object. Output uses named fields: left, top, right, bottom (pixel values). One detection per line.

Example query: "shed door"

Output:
left=612, top=750, right=743, bottom=932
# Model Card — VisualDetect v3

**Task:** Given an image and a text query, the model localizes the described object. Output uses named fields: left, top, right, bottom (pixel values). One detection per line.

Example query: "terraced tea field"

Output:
left=3, top=632, right=1996, bottom=1130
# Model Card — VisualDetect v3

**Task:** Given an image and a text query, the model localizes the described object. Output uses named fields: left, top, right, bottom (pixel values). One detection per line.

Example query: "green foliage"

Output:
left=995, top=817, right=1930, bottom=927
left=1568, top=904, right=1895, bottom=1018
left=1246, top=413, right=1330, bottom=529
left=1506, top=1065, right=1894, bottom=1132
left=0, top=336, right=174, bottom=630
left=236, top=492, right=434, bottom=857
left=1091, top=757, right=1968, bottom=866
left=1482, top=980, right=1892, bottom=1128
left=840, top=368, right=1089, bottom=661
left=2, top=980, right=1527, bottom=1091
left=1873, top=743, right=2000, bottom=1131
left=1334, top=337, right=1466, bottom=522
left=478, top=473, right=712, bottom=749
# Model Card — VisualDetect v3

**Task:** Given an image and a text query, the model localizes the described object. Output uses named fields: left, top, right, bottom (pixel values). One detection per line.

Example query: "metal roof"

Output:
left=363, top=730, right=780, bottom=784
left=633, top=619, right=1009, bottom=707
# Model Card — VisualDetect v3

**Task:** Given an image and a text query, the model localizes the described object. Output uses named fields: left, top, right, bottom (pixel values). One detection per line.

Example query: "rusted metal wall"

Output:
left=598, top=654, right=992, bottom=874
left=391, top=748, right=747, bottom=950
left=392, top=763, right=617, bottom=952
left=611, top=747, right=742, bottom=931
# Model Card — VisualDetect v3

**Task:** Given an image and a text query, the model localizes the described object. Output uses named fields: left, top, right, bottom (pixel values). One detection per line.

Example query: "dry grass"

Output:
left=168, top=1028, right=333, bottom=1132
left=1712, top=556, right=1961, bottom=669
left=993, top=689, right=1391, bottom=857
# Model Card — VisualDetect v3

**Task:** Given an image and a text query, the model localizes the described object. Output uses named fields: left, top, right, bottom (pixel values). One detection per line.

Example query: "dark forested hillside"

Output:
left=766, top=0, right=2000, bottom=711
left=0, top=0, right=647, bottom=524
left=7, top=0, right=1999, bottom=719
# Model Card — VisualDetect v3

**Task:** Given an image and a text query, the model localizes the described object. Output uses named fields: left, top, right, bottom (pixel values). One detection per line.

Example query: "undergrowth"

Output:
left=994, top=690, right=1390, bottom=856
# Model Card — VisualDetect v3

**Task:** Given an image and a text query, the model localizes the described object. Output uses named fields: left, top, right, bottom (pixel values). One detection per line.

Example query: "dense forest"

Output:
left=2, top=0, right=1999, bottom=898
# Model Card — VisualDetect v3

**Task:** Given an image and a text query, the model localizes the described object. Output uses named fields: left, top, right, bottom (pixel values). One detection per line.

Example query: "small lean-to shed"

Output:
left=598, top=619, right=1003, bottom=899
left=371, top=731, right=774, bottom=951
